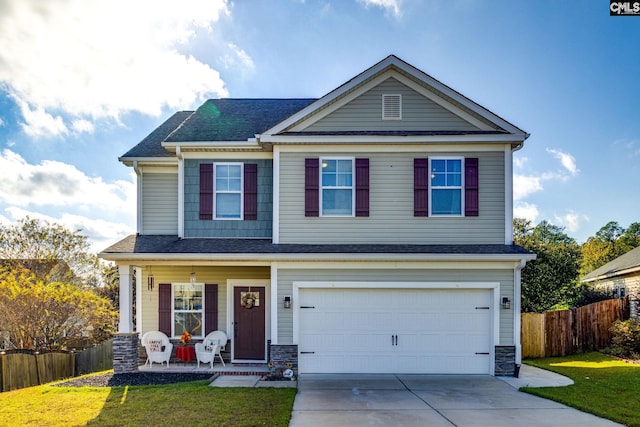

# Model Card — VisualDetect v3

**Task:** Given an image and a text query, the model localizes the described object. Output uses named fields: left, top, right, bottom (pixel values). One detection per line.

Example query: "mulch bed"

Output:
left=54, top=372, right=215, bottom=387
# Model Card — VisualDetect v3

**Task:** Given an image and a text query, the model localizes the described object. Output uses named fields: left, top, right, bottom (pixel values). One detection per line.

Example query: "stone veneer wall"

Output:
left=268, top=344, right=298, bottom=379
left=494, top=345, right=516, bottom=376
left=113, top=333, right=140, bottom=374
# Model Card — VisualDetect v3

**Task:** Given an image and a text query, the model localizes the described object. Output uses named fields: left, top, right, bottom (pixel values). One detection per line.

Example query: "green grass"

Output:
left=0, top=374, right=296, bottom=427
left=523, top=352, right=640, bottom=427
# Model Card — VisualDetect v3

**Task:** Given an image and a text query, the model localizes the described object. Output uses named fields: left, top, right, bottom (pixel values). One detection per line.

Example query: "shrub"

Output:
left=608, top=319, right=640, bottom=359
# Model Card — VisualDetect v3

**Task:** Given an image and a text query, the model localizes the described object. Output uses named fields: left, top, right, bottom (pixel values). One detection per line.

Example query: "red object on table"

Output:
left=176, top=345, right=195, bottom=362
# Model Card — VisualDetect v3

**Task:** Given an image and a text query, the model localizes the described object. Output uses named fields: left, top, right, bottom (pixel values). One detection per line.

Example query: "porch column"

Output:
left=118, top=264, right=133, bottom=333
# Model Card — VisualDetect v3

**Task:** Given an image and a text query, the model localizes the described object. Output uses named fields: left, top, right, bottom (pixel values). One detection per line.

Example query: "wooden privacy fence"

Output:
left=0, top=339, right=113, bottom=392
left=522, top=297, right=629, bottom=358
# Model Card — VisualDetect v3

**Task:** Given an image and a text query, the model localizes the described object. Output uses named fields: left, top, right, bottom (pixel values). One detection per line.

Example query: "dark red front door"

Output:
left=233, top=286, right=266, bottom=360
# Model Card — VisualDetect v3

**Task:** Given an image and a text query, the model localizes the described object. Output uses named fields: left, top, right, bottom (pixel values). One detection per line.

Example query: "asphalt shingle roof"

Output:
left=120, top=99, right=317, bottom=159
left=582, top=246, right=640, bottom=281
left=121, top=111, right=193, bottom=158
left=165, top=98, right=317, bottom=143
left=101, top=234, right=533, bottom=257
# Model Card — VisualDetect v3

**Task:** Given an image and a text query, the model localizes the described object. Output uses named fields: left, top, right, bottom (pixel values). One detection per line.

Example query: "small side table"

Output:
left=176, top=345, right=195, bottom=362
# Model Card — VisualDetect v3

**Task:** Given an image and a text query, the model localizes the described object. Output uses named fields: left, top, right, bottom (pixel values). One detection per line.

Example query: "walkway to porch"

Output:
left=139, top=362, right=269, bottom=377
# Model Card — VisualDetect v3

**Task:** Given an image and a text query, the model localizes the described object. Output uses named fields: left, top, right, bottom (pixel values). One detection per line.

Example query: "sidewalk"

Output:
left=498, top=364, right=573, bottom=388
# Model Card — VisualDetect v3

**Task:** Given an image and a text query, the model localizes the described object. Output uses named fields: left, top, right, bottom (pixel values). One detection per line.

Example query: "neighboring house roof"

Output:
left=100, top=234, right=534, bottom=262
left=581, top=246, right=640, bottom=282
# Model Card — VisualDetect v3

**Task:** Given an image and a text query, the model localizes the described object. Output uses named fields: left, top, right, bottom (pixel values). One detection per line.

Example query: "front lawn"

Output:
left=0, top=376, right=296, bottom=427
left=524, top=352, right=640, bottom=427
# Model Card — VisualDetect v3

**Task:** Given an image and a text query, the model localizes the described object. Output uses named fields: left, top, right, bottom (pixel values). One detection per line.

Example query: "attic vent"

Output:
left=382, top=94, right=402, bottom=120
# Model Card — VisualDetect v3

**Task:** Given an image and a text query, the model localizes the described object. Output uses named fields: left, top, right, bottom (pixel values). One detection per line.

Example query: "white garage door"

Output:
left=298, top=288, right=493, bottom=374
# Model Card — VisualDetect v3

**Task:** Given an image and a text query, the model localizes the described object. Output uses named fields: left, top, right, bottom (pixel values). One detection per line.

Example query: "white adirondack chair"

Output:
left=141, top=331, right=173, bottom=367
left=195, top=330, right=227, bottom=368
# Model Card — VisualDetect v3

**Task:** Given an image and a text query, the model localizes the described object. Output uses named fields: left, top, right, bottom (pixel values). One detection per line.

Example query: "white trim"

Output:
left=428, top=156, right=464, bottom=217
left=270, top=263, right=279, bottom=345
left=213, top=162, right=244, bottom=220
left=273, top=148, right=280, bottom=244
left=505, top=146, right=513, bottom=244
left=227, top=279, right=271, bottom=363
left=134, top=162, right=143, bottom=234
left=118, top=265, right=133, bottom=333
left=177, top=150, right=184, bottom=238
left=171, top=282, right=205, bottom=339
left=319, top=157, right=355, bottom=217
left=135, top=267, right=143, bottom=333
left=277, top=143, right=508, bottom=153
left=514, top=260, right=526, bottom=366
left=260, top=133, right=526, bottom=144
left=292, top=280, right=500, bottom=375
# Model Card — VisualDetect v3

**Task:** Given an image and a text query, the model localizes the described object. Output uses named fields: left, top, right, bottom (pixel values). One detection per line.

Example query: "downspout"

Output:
left=514, top=259, right=526, bottom=368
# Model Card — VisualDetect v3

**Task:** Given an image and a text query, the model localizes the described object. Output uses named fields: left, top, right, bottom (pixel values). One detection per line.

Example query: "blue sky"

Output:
left=0, top=0, right=638, bottom=250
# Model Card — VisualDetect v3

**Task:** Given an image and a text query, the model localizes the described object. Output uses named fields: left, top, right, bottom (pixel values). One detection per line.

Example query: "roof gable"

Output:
left=262, top=55, right=528, bottom=142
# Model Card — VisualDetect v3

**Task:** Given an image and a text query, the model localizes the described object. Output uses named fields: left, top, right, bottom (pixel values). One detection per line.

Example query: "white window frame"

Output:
left=429, top=156, right=465, bottom=217
left=214, top=162, right=244, bottom=220
left=320, top=157, right=355, bottom=217
left=171, top=283, right=204, bottom=339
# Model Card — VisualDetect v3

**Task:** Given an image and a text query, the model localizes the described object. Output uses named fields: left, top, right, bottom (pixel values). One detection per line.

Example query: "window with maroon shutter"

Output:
left=158, top=284, right=172, bottom=336
left=204, top=284, right=218, bottom=334
left=305, top=158, right=319, bottom=217
left=243, top=164, right=258, bottom=220
left=199, top=164, right=213, bottom=220
left=414, top=158, right=429, bottom=216
left=465, top=158, right=479, bottom=216
left=355, top=158, right=369, bottom=217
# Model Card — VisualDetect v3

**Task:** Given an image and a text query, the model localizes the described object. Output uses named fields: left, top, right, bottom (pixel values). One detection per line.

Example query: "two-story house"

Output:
left=100, top=55, right=535, bottom=377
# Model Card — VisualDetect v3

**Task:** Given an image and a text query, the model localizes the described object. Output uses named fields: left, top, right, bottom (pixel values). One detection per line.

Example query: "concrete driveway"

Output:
left=290, top=373, right=622, bottom=427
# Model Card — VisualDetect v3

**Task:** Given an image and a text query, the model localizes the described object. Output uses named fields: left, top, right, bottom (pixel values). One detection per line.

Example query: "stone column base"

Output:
left=495, top=345, right=516, bottom=376
left=113, top=333, right=139, bottom=374
left=268, top=344, right=298, bottom=379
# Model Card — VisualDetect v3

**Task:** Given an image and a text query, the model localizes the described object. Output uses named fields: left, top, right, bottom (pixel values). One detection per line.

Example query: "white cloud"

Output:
left=0, top=149, right=135, bottom=215
left=0, top=0, right=230, bottom=137
left=546, top=148, right=579, bottom=176
left=553, top=210, right=589, bottom=234
left=513, top=174, right=543, bottom=200
left=71, top=119, right=95, bottom=134
left=514, top=202, right=539, bottom=223
left=357, top=0, right=402, bottom=17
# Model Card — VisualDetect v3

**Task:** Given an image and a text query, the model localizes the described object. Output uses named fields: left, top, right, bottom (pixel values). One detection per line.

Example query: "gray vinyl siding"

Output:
left=277, top=268, right=514, bottom=346
left=183, top=159, right=273, bottom=238
left=279, top=150, right=505, bottom=244
left=305, top=77, right=480, bottom=132
left=142, top=173, right=178, bottom=235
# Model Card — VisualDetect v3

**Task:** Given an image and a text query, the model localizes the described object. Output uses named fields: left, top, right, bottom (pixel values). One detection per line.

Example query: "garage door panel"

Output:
left=298, top=288, right=492, bottom=374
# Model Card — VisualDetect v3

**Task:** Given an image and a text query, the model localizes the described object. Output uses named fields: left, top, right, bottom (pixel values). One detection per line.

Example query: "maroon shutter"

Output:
left=204, top=284, right=218, bottom=334
left=244, top=164, right=258, bottom=220
left=305, top=158, right=319, bottom=217
left=414, top=158, right=429, bottom=217
left=355, top=158, right=369, bottom=217
left=158, top=284, right=172, bottom=336
left=199, top=163, right=213, bottom=220
left=465, top=158, right=479, bottom=217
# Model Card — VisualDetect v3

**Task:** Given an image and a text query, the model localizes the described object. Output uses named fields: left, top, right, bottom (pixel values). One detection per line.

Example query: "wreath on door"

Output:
left=241, top=291, right=260, bottom=309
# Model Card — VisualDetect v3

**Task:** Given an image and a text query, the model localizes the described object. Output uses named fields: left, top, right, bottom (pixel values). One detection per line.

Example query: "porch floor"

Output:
left=139, top=362, right=269, bottom=376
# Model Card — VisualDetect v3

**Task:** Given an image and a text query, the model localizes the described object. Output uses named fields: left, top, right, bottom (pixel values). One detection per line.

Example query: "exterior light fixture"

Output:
left=147, top=267, right=154, bottom=291
left=283, top=295, right=292, bottom=309
left=190, top=271, right=196, bottom=287
left=501, top=296, right=511, bottom=310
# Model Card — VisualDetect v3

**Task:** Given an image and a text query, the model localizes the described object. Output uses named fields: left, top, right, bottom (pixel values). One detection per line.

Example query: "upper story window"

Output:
left=321, top=158, right=354, bottom=216
left=173, top=283, right=203, bottom=338
left=214, top=163, right=243, bottom=219
left=430, top=158, right=463, bottom=216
